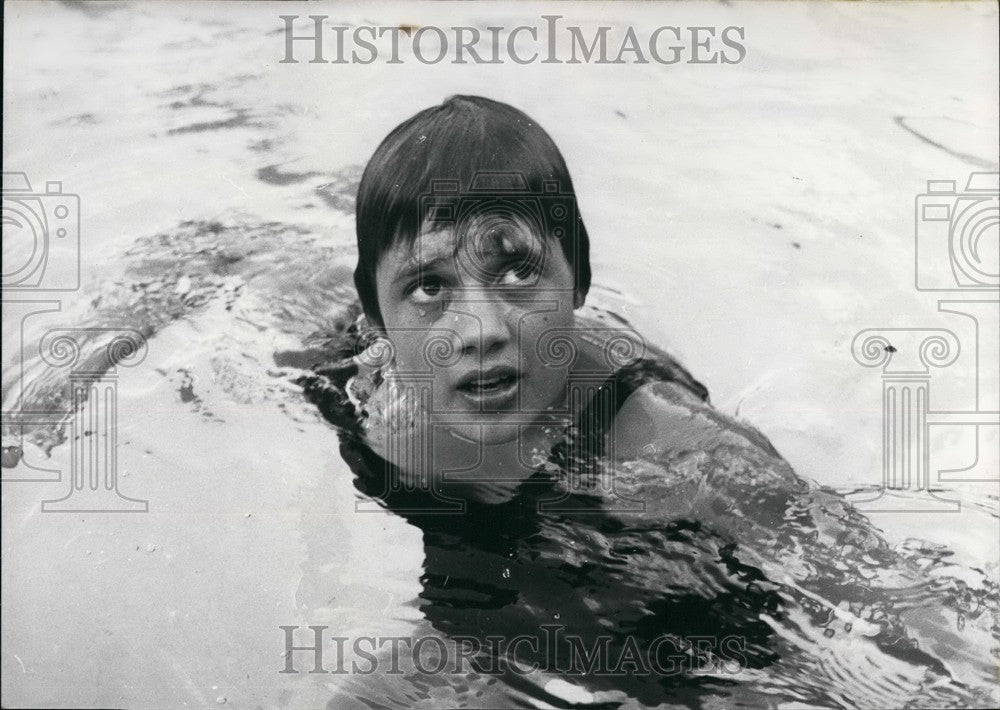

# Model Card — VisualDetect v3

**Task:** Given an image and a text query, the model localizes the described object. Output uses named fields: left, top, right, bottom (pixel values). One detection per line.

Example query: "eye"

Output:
left=499, top=259, right=539, bottom=285
left=410, top=276, right=446, bottom=303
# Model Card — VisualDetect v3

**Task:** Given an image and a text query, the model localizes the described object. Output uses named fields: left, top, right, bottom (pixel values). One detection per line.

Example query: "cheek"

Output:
left=386, top=323, right=462, bottom=376
left=521, top=287, right=577, bottom=335
left=384, top=329, right=424, bottom=371
left=377, top=304, right=444, bottom=372
left=539, top=247, right=577, bottom=290
left=517, top=307, right=576, bottom=376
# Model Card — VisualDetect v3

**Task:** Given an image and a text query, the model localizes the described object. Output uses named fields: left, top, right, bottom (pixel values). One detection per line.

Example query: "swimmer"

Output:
left=338, top=94, right=790, bottom=505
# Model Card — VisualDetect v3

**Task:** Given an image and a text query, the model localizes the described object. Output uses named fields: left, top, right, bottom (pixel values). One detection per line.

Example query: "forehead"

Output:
left=378, top=215, right=549, bottom=274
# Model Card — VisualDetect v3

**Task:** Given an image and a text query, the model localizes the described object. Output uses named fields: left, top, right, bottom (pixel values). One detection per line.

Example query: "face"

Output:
left=374, top=215, right=581, bottom=444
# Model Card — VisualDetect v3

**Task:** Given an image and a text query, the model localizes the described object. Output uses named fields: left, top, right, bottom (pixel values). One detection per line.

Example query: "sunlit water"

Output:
left=3, top=3, right=998, bottom=709
left=5, top=205, right=997, bottom=707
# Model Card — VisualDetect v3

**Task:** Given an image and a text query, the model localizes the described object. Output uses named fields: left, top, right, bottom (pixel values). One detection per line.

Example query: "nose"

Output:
left=452, top=291, right=513, bottom=357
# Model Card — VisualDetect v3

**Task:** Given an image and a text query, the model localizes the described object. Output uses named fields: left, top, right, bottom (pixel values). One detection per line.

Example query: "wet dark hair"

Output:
left=354, top=95, right=592, bottom=327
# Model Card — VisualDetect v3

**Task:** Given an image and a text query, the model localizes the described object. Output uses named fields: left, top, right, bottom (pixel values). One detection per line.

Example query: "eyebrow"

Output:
left=395, top=254, right=453, bottom=283
left=393, top=224, right=548, bottom=283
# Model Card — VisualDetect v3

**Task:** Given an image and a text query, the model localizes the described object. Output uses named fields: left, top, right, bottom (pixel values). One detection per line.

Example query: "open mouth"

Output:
left=456, top=366, right=521, bottom=402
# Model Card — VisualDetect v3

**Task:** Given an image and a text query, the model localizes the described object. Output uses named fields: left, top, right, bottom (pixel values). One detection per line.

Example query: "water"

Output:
left=300, top=329, right=998, bottom=708
left=3, top=3, right=998, bottom=709
left=7, top=201, right=996, bottom=708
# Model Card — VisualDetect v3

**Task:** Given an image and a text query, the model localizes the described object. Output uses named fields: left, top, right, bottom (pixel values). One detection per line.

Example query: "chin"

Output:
left=442, top=419, right=522, bottom=446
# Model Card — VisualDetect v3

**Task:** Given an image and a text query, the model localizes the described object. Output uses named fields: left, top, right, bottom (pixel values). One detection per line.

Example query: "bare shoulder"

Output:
left=610, top=380, right=782, bottom=463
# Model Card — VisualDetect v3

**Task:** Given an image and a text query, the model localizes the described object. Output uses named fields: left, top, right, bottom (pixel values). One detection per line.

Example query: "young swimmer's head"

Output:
left=355, top=95, right=591, bottom=326
left=354, top=95, right=593, bottom=439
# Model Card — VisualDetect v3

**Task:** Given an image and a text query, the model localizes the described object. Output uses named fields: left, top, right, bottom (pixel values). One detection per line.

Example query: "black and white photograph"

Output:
left=2, top=1, right=998, bottom=708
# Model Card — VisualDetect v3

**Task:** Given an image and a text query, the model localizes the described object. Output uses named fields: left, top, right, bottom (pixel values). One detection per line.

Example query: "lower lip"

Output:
left=456, top=377, right=521, bottom=409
